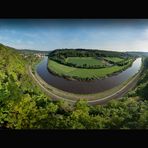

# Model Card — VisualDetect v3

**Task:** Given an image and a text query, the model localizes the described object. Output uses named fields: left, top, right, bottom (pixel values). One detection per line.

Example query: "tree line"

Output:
left=49, top=48, right=129, bottom=58
left=48, top=49, right=132, bottom=69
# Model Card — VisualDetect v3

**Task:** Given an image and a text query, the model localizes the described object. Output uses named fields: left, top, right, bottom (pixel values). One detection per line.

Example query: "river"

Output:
left=36, top=57, right=142, bottom=94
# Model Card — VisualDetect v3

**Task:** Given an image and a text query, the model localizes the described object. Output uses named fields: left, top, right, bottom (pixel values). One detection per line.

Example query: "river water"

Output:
left=36, top=57, right=142, bottom=94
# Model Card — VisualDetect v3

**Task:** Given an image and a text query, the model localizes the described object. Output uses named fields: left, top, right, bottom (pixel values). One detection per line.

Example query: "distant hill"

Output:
left=0, top=43, right=50, bottom=55
left=126, top=51, right=148, bottom=57
left=49, top=48, right=132, bottom=58
left=17, top=49, right=50, bottom=54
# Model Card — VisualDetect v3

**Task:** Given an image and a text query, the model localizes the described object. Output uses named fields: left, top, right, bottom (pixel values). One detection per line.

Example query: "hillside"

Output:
left=127, top=51, right=148, bottom=57
left=0, top=44, right=148, bottom=129
left=17, top=49, right=49, bottom=55
left=49, top=48, right=131, bottom=57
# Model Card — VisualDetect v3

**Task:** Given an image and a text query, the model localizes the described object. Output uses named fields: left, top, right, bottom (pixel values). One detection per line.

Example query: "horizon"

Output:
left=15, top=47, right=148, bottom=53
left=1, top=19, right=148, bottom=52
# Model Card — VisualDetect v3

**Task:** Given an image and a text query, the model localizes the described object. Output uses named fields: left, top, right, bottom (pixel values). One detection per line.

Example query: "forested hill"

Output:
left=127, top=51, right=148, bottom=57
left=0, top=43, right=148, bottom=129
left=49, top=48, right=132, bottom=58
left=0, top=43, right=38, bottom=102
left=17, top=49, right=49, bottom=54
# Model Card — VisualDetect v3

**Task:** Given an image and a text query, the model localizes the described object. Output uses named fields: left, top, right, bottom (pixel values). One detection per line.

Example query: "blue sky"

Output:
left=1, top=19, right=148, bottom=52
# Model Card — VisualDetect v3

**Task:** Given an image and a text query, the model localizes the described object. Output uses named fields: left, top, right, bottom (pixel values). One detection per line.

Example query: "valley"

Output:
left=0, top=43, right=148, bottom=129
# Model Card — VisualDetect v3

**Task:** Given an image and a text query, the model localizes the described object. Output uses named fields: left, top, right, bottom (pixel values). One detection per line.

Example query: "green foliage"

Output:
left=131, top=57, right=148, bottom=100
left=143, top=57, right=148, bottom=69
left=48, top=48, right=131, bottom=60
left=138, top=101, right=148, bottom=128
left=74, top=99, right=89, bottom=113
left=0, top=44, right=148, bottom=129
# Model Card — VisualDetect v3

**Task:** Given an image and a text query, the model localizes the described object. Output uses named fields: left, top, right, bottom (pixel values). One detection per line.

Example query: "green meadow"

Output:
left=48, top=58, right=131, bottom=80
left=66, top=57, right=106, bottom=67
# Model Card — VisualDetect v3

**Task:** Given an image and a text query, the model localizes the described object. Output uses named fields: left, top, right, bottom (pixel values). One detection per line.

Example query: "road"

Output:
left=28, top=66, right=141, bottom=105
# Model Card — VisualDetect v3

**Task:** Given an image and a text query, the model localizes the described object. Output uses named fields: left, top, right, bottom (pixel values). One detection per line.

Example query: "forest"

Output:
left=48, top=48, right=130, bottom=58
left=0, top=44, right=148, bottom=129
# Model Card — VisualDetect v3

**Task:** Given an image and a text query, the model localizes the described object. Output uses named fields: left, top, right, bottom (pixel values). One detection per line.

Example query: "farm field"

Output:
left=48, top=59, right=132, bottom=80
left=104, top=57, right=124, bottom=63
left=66, top=57, right=106, bottom=67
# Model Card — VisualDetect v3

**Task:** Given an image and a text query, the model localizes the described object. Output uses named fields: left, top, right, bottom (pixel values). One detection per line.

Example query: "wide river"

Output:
left=36, top=57, right=142, bottom=94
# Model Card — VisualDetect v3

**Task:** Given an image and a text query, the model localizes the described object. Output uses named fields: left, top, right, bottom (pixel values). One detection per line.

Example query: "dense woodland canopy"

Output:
left=49, top=48, right=130, bottom=58
left=0, top=44, right=148, bottom=129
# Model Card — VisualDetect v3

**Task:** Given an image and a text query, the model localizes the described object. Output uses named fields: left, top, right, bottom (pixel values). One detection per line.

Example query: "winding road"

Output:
left=28, top=65, right=141, bottom=105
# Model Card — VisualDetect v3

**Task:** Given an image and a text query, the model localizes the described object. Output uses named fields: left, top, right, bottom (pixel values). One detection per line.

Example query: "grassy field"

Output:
left=48, top=59, right=131, bottom=80
left=66, top=57, right=105, bottom=67
left=104, top=57, right=124, bottom=63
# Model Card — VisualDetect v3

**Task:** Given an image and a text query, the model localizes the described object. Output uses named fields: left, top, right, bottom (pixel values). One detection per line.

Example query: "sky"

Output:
left=1, top=19, right=148, bottom=52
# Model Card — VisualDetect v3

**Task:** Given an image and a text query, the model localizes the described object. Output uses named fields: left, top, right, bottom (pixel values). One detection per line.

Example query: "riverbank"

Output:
left=47, top=58, right=135, bottom=81
left=28, top=58, right=142, bottom=105
left=37, top=57, right=142, bottom=94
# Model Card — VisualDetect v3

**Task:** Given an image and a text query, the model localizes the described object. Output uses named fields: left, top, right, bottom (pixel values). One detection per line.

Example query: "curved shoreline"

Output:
left=28, top=58, right=143, bottom=105
left=47, top=58, right=135, bottom=81
left=37, top=57, right=142, bottom=94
